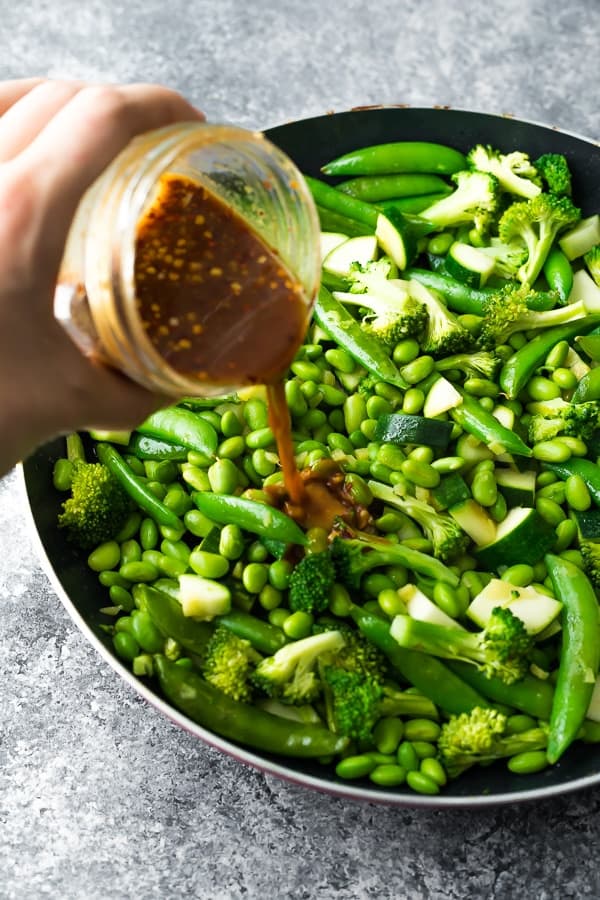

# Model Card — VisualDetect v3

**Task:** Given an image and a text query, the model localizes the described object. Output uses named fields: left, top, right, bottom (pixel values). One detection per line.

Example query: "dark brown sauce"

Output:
left=134, top=173, right=349, bottom=530
left=135, top=173, right=308, bottom=387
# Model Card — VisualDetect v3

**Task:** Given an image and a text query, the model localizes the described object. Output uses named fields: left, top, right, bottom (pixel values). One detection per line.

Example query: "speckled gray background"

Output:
left=2, top=1, right=600, bottom=898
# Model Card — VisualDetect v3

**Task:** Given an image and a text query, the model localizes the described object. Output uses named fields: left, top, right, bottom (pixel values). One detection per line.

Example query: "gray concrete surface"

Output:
left=1, top=1, right=600, bottom=897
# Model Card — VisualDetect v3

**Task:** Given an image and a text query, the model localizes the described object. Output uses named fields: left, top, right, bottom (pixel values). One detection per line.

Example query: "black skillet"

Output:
left=22, top=107, right=600, bottom=806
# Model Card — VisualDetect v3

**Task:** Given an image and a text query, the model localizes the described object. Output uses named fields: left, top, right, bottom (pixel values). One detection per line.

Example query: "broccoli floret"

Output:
left=367, top=480, right=469, bottom=562
left=438, top=706, right=548, bottom=779
left=201, top=625, right=263, bottom=702
left=584, top=245, right=600, bottom=288
left=498, top=193, right=581, bottom=285
left=321, top=668, right=438, bottom=741
left=288, top=551, right=336, bottom=614
left=335, top=261, right=428, bottom=344
left=434, top=349, right=501, bottom=380
left=58, top=458, right=132, bottom=549
left=390, top=606, right=534, bottom=685
left=251, top=630, right=346, bottom=704
left=467, top=145, right=541, bottom=199
left=314, top=620, right=388, bottom=681
left=357, top=372, right=380, bottom=396
left=527, top=398, right=600, bottom=443
left=580, top=541, right=600, bottom=590
left=534, top=153, right=572, bottom=196
left=409, top=279, right=473, bottom=357
left=477, top=237, right=529, bottom=279
left=330, top=523, right=459, bottom=591
left=419, top=170, right=500, bottom=235
left=478, top=282, right=583, bottom=349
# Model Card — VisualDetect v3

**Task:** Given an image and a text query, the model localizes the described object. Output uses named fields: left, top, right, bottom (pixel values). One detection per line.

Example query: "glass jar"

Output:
left=54, top=122, right=320, bottom=397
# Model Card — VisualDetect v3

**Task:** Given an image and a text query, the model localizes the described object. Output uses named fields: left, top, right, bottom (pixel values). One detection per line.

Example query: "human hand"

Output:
left=0, top=79, right=204, bottom=477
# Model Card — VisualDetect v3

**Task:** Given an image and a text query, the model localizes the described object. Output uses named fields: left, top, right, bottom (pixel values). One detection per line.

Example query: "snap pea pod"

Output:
left=314, top=287, right=409, bottom=389
left=377, top=194, right=450, bottom=216
left=321, top=141, right=467, bottom=177
left=177, top=395, right=237, bottom=410
left=446, top=661, right=554, bottom=720
left=192, top=491, right=308, bottom=546
left=217, top=609, right=287, bottom=655
left=316, top=204, right=374, bottom=238
left=545, top=555, right=600, bottom=764
left=350, top=606, right=491, bottom=715
left=127, top=433, right=189, bottom=461
left=136, top=408, right=218, bottom=459
left=154, top=655, right=350, bottom=758
left=95, top=443, right=184, bottom=531
left=543, top=247, right=573, bottom=304
left=571, top=367, right=600, bottom=402
left=336, top=173, right=451, bottom=202
left=499, top=317, right=600, bottom=399
left=406, top=268, right=556, bottom=315
left=305, top=176, right=379, bottom=227
left=451, top=390, right=532, bottom=457
left=544, top=459, right=600, bottom=506
left=143, top=584, right=213, bottom=654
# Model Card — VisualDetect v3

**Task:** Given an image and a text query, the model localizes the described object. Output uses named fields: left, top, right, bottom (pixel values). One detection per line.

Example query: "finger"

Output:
left=15, top=82, right=204, bottom=251
left=0, top=80, right=86, bottom=162
left=0, top=78, right=45, bottom=116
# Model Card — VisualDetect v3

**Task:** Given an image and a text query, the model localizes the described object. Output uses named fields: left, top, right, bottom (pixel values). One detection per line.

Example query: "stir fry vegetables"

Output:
left=53, top=136, right=600, bottom=797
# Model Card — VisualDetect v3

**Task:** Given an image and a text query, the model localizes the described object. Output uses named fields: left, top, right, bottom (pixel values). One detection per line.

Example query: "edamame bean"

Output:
left=545, top=340, right=570, bottom=369
left=113, top=631, right=140, bottom=662
left=283, top=610, right=313, bottom=639
left=268, top=607, right=290, bottom=629
left=188, top=550, right=229, bottom=579
left=219, top=524, right=245, bottom=560
left=378, top=588, right=407, bottom=618
left=139, top=518, right=159, bottom=551
left=243, top=398, right=269, bottom=430
left=403, top=720, right=441, bottom=743
left=208, top=458, right=239, bottom=494
left=217, top=435, right=246, bottom=460
left=400, top=355, right=435, bottom=385
left=246, top=540, right=270, bottom=562
left=397, top=741, right=419, bottom=772
left=220, top=408, right=243, bottom=437
left=131, top=610, right=165, bottom=653
left=554, top=518, right=578, bottom=553
left=401, top=458, right=440, bottom=488
left=505, top=714, right=538, bottom=735
left=551, top=368, right=578, bottom=390
left=99, top=571, right=131, bottom=589
left=161, top=539, right=190, bottom=564
left=291, top=360, right=322, bottom=382
left=536, top=497, right=566, bottom=527
left=565, top=474, right=592, bottom=511
left=335, top=755, right=377, bottom=780
left=88, top=540, right=121, bottom=572
left=366, top=395, right=393, bottom=419
left=463, top=378, right=500, bottom=399
left=501, top=564, right=534, bottom=587
left=142, top=549, right=163, bottom=568
left=363, top=573, right=396, bottom=597
left=52, top=458, right=73, bottom=492
left=115, top=512, right=142, bottom=542
left=532, top=440, right=572, bottom=463
left=537, top=481, right=566, bottom=504
left=158, top=555, right=188, bottom=578
left=555, top=436, right=588, bottom=457
left=109, top=585, right=134, bottom=612
left=390, top=338, right=420, bottom=367
left=181, top=465, right=211, bottom=492
left=143, top=459, right=179, bottom=484
left=433, top=582, right=461, bottom=618
left=507, top=750, right=548, bottom=775
left=406, top=770, right=440, bottom=795
left=269, top=559, right=292, bottom=591
left=427, top=232, right=454, bottom=255
left=527, top=375, right=562, bottom=401
left=471, top=469, right=497, bottom=508
left=325, top=347, right=356, bottom=374
left=119, top=561, right=159, bottom=582
left=409, top=446, right=434, bottom=464
left=120, top=539, right=142, bottom=566
left=183, top=509, right=215, bottom=538
left=320, top=384, right=347, bottom=407
left=373, top=717, right=405, bottom=755
left=377, top=444, right=407, bottom=471
left=420, top=758, right=447, bottom=787
left=259, top=584, right=282, bottom=611
left=242, top=562, right=269, bottom=594
left=369, top=764, right=407, bottom=787
left=402, top=388, right=425, bottom=415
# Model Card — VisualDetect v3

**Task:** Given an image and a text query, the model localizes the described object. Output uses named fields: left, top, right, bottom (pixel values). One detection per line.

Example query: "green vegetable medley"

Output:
left=53, top=137, right=600, bottom=797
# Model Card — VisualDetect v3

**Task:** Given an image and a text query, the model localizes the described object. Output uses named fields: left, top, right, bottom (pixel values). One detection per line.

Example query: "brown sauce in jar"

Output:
left=134, top=173, right=349, bottom=529
left=135, top=173, right=308, bottom=388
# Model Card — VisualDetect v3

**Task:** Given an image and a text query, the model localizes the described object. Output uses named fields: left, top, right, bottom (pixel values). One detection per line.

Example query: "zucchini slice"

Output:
left=373, top=413, right=453, bottom=449
left=433, top=474, right=471, bottom=511
left=495, top=469, right=537, bottom=508
left=574, top=508, right=600, bottom=540
left=449, top=498, right=497, bottom=547
left=475, top=507, right=555, bottom=569
left=466, top=578, right=562, bottom=635
left=400, top=584, right=463, bottom=629
left=375, top=209, right=418, bottom=270
left=559, top=214, right=600, bottom=260
left=422, top=377, right=463, bottom=418
left=320, top=231, right=349, bottom=261
left=445, top=241, right=495, bottom=288
left=322, top=234, right=378, bottom=277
